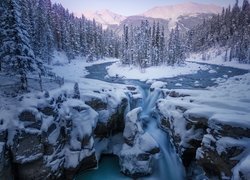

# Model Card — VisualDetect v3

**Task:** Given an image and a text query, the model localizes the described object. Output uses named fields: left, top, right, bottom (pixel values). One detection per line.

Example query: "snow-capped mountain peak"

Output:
left=142, top=2, right=222, bottom=20
left=82, top=2, right=222, bottom=30
left=83, top=9, right=126, bottom=28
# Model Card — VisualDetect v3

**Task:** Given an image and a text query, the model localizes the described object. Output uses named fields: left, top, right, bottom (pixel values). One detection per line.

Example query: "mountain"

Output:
left=109, top=16, right=171, bottom=36
left=82, top=2, right=222, bottom=32
left=83, top=9, right=126, bottom=29
left=142, top=2, right=222, bottom=20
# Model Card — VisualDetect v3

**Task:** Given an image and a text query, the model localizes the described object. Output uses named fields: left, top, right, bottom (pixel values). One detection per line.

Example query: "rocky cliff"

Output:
left=0, top=82, right=160, bottom=179
left=156, top=82, right=250, bottom=180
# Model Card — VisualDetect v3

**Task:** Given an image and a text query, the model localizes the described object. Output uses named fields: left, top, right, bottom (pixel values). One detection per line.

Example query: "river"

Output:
left=76, top=61, right=248, bottom=180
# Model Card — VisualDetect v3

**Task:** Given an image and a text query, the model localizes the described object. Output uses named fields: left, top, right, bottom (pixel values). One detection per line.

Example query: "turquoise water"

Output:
left=75, top=156, right=131, bottom=180
left=76, top=62, right=248, bottom=180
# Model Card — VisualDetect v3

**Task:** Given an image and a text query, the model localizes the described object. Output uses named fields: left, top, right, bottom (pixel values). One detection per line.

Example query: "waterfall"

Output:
left=138, top=88, right=185, bottom=180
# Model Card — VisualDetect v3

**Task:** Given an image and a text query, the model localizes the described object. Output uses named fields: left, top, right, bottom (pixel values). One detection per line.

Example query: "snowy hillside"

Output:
left=83, top=9, right=126, bottom=29
left=83, top=2, right=221, bottom=27
left=83, top=2, right=221, bottom=33
left=142, top=2, right=221, bottom=20
left=1, top=0, right=250, bottom=179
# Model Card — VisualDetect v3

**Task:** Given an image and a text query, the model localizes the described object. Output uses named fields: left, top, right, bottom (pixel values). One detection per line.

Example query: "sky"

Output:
left=50, top=0, right=238, bottom=16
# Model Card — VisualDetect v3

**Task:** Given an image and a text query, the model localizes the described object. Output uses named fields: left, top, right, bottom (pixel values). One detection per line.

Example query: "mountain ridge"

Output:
left=82, top=2, right=222, bottom=28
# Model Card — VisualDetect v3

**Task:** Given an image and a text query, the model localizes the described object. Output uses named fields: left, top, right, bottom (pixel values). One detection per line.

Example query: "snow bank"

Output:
left=157, top=72, right=250, bottom=179
left=50, top=55, right=118, bottom=82
left=107, top=62, right=209, bottom=81
left=150, top=81, right=167, bottom=91
left=51, top=51, right=69, bottom=65
left=187, top=48, right=250, bottom=70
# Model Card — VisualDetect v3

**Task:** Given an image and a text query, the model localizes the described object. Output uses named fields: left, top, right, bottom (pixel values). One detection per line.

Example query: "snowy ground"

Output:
left=106, top=61, right=209, bottom=81
left=186, top=48, right=250, bottom=70
left=1, top=51, right=250, bottom=179
left=50, top=51, right=118, bottom=83
left=156, top=72, right=250, bottom=179
left=0, top=53, right=126, bottom=136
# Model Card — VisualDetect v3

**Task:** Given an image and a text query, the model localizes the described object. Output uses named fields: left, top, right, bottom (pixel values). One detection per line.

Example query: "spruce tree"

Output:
left=73, top=82, right=80, bottom=99
left=0, top=0, right=42, bottom=90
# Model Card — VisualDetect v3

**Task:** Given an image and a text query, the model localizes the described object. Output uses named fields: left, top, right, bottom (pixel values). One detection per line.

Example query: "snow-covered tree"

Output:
left=186, top=0, right=250, bottom=64
left=0, top=0, right=42, bottom=90
left=167, top=25, right=185, bottom=65
left=73, top=82, right=80, bottom=99
left=34, top=0, right=54, bottom=64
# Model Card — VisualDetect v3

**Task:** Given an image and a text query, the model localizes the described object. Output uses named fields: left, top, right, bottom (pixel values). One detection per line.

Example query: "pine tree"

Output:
left=159, top=26, right=165, bottom=64
left=122, top=25, right=129, bottom=64
left=73, top=82, right=80, bottom=99
left=0, top=0, right=42, bottom=90
left=168, top=29, right=175, bottom=65
left=34, top=0, right=54, bottom=64
left=186, top=0, right=250, bottom=64
left=168, top=25, right=185, bottom=65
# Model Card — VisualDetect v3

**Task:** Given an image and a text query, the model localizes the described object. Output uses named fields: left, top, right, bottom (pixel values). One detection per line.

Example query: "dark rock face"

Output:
left=0, top=143, right=12, bottom=180
left=15, top=158, right=51, bottom=180
left=0, top=121, right=12, bottom=180
left=3, top=90, right=129, bottom=180
left=64, top=152, right=97, bottom=180
left=119, top=108, right=160, bottom=178
left=18, top=109, right=42, bottom=129
left=85, top=97, right=108, bottom=111
left=156, top=91, right=250, bottom=180
left=19, top=111, right=37, bottom=122
left=38, top=106, right=56, bottom=116
left=12, top=130, right=44, bottom=164
left=164, top=90, right=190, bottom=98
left=94, top=98, right=128, bottom=138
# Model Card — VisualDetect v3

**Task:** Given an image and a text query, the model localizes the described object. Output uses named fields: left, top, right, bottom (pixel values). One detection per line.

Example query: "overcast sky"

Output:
left=50, top=0, right=238, bottom=16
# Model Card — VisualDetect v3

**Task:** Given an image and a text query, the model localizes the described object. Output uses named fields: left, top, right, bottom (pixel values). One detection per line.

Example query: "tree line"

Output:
left=120, top=0, right=250, bottom=67
left=121, top=21, right=185, bottom=68
left=0, top=0, right=120, bottom=90
left=186, top=0, right=250, bottom=63
left=0, top=0, right=249, bottom=90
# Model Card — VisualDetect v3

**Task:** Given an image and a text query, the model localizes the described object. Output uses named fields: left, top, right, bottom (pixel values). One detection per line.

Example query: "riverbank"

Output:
left=106, top=61, right=209, bottom=81
left=186, top=48, right=250, bottom=70
left=1, top=55, right=250, bottom=180
left=156, top=72, right=250, bottom=179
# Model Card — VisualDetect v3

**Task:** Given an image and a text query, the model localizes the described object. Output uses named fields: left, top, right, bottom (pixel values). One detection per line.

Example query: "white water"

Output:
left=139, top=87, right=185, bottom=180
left=78, top=62, right=248, bottom=180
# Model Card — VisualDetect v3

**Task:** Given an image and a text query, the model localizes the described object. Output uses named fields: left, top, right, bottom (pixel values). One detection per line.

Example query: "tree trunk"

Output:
left=20, top=73, right=28, bottom=91
left=39, top=74, right=43, bottom=92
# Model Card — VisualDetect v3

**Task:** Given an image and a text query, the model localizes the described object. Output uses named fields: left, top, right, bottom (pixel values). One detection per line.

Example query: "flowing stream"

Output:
left=76, top=61, right=248, bottom=180
left=139, top=88, right=185, bottom=180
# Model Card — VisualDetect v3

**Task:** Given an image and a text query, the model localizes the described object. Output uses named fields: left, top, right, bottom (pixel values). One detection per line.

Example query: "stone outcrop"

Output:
left=93, top=97, right=128, bottom=138
left=0, top=88, right=129, bottom=180
left=119, top=108, right=160, bottom=177
left=156, top=89, right=250, bottom=179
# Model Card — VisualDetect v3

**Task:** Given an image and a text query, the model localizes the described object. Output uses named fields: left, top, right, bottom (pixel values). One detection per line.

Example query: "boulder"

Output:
left=85, top=97, right=107, bottom=111
left=64, top=151, right=97, bottom=180
left=0, top=143, right=12, bottom=180
left=12, top=130, right=44, bottom=164
left=18, top=109, right=42, bottom=129
left=123, top=108, right=143, bottom=145
left=119, top=108, right=159, bottom=177
left=94, top=98, right=128, bottom=138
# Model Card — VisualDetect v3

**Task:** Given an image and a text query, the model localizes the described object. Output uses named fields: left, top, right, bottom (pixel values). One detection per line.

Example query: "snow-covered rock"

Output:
left=150, top=81, right=167, bottom=91
left=119, top=108, right=160, bottom=177
left=156, top=73, right=250, bottom=179
left=0, top=80, right=130, bottom=179
left=123, top=108, right=143, bottom=145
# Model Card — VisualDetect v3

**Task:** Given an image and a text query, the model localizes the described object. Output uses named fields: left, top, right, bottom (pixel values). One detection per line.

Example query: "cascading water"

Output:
left=78, top=62, right=247, bottom=180
left=138, top=87, right=185, bottom=180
